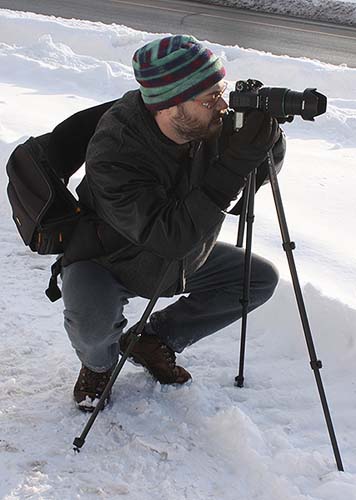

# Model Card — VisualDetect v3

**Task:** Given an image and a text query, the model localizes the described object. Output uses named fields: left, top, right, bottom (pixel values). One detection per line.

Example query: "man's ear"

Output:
left=156, top=105, right=178, bottom=123
left=166, top=105, right=178, bottom=116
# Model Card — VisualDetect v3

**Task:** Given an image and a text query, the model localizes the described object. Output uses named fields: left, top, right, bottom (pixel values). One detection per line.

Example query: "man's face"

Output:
left=170, top=80, right=228, bottom=142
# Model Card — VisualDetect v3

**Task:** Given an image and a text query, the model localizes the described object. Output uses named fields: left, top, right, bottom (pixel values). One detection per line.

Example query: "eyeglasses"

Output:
left=192, top=82, right=228, bottom=110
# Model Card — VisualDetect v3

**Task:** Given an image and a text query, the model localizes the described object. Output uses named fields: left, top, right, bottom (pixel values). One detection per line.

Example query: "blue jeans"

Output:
left=61, top=242, right=278, bottom=372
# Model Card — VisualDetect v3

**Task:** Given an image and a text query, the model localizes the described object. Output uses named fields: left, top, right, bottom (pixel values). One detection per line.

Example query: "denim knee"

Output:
left=64, top=307, right=127, bottom=351
left=263, top=259, right=279, bottom=297
left=251, top=255, right=279, bottom=305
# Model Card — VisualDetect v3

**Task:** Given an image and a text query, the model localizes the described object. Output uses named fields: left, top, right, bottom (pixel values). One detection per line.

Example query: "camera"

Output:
left=229, top=79, right=327, bottom=128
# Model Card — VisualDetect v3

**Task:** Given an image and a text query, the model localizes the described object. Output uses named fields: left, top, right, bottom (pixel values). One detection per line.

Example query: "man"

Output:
left=61, top=35, right=284, bottom=411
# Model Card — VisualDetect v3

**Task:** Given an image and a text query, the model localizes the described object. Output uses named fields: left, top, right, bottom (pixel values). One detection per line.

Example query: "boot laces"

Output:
left=79, top=367, right=111, bottom=393
left=159, top=344, right=176, bottom=367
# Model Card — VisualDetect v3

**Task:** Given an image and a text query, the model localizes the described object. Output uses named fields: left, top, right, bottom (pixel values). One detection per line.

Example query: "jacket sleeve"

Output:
left=85, top=138, right=225, bottom=261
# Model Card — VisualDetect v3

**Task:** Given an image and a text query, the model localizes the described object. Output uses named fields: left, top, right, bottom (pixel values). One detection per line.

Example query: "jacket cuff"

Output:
left=202, top=160, right=247, bottom=210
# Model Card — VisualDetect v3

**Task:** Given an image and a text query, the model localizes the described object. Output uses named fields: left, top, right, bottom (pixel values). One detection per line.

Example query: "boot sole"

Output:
left=74, top=395, right=111, bottom=412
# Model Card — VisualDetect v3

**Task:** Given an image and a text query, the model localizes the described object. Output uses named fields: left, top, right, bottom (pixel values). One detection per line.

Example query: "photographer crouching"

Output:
left=61, top=34, right=284, bottom=411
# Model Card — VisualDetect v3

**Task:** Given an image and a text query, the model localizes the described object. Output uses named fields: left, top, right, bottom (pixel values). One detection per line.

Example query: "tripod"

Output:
left=72, top=150, right=344, bottom=472
left=234, top=150, right=344, bottom=471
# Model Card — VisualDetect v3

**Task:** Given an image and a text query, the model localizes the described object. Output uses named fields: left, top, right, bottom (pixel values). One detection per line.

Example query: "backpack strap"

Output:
left=45, top=258, right=63, bottom=302
left=48, top=100, right=116, bottom=180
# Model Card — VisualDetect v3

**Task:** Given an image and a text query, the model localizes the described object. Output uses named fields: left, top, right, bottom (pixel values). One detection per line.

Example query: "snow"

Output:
left=1, top=7, right=356, bottom=500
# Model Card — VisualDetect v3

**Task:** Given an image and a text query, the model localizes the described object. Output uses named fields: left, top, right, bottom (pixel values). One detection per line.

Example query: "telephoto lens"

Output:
left=229, top=79, right=327, bottom=122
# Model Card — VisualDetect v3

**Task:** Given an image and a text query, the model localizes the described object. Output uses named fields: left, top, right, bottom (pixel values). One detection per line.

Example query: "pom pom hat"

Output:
left=132, top=35, right=226, bottom=111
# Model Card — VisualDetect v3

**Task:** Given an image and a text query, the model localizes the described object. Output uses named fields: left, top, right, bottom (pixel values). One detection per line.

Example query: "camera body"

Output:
left=229, top=79, right=327, bottom=128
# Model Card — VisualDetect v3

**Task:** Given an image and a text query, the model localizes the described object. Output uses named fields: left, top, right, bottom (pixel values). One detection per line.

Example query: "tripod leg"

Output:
left=73, top=261, right=174, bottom=452
left=236, top=175, right=250, bottom=248
left=235, top=170, right=256, bottom=387
left=267, top=151, right=344, bottom=472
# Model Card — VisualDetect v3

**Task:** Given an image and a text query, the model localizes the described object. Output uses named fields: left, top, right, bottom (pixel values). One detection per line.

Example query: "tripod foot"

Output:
left=235, top=375, right=244, bottom=388
left=73, top=436, right=85, bottom=451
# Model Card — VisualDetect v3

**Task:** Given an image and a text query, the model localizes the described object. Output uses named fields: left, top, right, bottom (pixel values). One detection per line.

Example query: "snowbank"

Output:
left=192, top=0, right=356, bottom=26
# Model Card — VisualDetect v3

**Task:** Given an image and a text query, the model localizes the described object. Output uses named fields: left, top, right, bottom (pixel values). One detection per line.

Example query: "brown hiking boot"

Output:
left=73, top=365, right=113, bottom=412
left=120, top=331, right=192, bottom=385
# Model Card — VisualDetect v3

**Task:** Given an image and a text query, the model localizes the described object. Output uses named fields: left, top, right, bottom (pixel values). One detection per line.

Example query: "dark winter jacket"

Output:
left=65, top=90, right=285, bottom=298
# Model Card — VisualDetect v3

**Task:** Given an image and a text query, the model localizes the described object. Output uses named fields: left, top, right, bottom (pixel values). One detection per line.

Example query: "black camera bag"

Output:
left=6, top=99, right=116, bottom=300
left=7, top=133, right=81, bottom=255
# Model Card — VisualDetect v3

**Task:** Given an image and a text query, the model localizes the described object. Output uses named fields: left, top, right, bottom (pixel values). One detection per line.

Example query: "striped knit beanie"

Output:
left=132, top=35, right=226, bottom=111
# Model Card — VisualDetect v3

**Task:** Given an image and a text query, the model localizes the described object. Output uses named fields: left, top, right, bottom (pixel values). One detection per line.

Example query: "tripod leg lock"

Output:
left=310, top=359, right=323, bottom=370
left=282, top=241, right=296, bottom=251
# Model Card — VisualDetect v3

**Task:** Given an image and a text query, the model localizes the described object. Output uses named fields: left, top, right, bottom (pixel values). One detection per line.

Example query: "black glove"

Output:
left=202, top=111, right=281, bottom=210
left=221, top=110, right=281, bottom=175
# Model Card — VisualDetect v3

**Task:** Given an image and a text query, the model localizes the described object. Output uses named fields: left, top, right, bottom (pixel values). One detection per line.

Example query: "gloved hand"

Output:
left=221, top=110, right=281, bottom=177
left=202, top=110, right=281, bottom=210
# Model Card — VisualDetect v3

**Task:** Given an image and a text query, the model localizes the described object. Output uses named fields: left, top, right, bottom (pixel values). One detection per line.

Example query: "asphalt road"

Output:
left=1, top=0, right=356, bottom=67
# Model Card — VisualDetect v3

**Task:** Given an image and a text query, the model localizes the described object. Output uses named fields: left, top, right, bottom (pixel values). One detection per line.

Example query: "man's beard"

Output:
left=171, top=104, right=224, bottom=142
